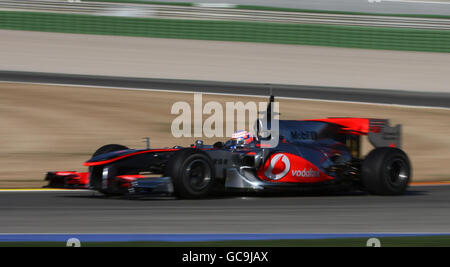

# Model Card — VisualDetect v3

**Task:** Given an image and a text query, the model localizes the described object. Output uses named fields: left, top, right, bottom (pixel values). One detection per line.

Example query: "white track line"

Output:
left=1, top=80, right=449, bottom=111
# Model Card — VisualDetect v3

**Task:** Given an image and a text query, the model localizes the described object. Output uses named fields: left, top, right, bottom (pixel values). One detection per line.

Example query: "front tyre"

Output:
left=92, top=144, right=128, bottom=157
left=90, top=144, right=129, bottom=196
left=165, top=149, right=217, bottom=199
left=362, top=147, right=411, bottom=195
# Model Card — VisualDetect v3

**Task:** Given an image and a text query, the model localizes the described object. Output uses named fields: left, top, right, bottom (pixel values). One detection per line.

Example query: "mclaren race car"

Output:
left=46, top=96, right=411, bottom=198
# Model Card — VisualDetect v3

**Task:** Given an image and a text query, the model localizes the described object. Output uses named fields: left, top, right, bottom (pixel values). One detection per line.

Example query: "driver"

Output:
left=231, top=130, right=254, bottom=146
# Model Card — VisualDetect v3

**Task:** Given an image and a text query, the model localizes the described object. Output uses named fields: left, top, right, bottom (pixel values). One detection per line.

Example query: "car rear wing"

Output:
left=255, top=95, right=402, bottom=150
left=368, top=119, right=402, bottom=149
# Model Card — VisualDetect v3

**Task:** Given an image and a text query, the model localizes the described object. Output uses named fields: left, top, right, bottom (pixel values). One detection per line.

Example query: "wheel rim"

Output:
left=184, top=159, right=212, bottom=191
left=387, top=158, right=408, bottom=185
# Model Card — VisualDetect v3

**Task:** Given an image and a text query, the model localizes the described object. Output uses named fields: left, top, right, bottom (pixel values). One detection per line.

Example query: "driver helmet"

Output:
left=232, top=130, right=254, bottom=145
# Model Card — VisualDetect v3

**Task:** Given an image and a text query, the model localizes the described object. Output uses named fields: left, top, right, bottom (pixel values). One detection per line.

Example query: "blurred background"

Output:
left=0, top=0, right=449, bottom=188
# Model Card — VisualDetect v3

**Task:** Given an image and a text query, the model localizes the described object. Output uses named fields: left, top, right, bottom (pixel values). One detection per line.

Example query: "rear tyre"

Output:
left=361, top=147, right=411, bottom=195
left=165, top=149, right=217, bottom=199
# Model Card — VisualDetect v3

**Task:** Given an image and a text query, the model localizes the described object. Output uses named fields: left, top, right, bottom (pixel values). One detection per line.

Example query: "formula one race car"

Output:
left=46, top=96, right=411, bottom=198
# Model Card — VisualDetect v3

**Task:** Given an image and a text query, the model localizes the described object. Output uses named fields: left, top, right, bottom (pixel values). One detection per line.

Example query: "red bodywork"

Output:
left=307, top=118, right=370, bottom=135
left=257, top=153, right=334, bottom=183
left=55, top=171, right=89, bottom=186
left=45, top=171, right=90, bottom=189
left=45, top=172, right=150, bottom=189
left=115, top=175, right=147, bottom=188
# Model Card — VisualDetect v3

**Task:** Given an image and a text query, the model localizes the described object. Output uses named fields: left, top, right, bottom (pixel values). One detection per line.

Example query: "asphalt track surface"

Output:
left=1, top=71, right=449, bottom=108
left=158, top=0, right=450, bottom=16
left=0, top=185, right=449, bottom=233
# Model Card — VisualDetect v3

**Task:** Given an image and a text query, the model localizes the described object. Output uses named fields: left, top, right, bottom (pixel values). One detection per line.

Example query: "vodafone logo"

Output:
left=265, top=154, right=290, bottom=180
left=292, top=168, right=321, bottom=178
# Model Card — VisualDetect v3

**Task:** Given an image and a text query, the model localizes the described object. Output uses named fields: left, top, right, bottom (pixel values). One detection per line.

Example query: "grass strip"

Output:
left=1, top=11, right=449, bottom=53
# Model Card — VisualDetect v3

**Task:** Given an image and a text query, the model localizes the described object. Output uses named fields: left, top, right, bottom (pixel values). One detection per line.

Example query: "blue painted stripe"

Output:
left=0, top=233, right=449, bottom=242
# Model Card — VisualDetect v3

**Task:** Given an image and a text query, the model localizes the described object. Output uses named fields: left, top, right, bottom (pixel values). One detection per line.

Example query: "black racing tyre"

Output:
left=92, top=144, right=128, bottom=157
left=90, top=144, right=128, bottom=196
left=90, top=144, right=128, bottom=175
left=165, top=148, right=217, bottom=199
left=361, top=147, right=411, bottom=195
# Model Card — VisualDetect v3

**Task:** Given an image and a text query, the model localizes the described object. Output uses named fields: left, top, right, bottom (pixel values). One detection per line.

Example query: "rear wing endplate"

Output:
left=368, top=119, right=402, bottom=149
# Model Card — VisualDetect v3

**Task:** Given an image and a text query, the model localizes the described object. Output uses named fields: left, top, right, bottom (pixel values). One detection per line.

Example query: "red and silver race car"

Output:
left=46, top=96, right=411, bottom=198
